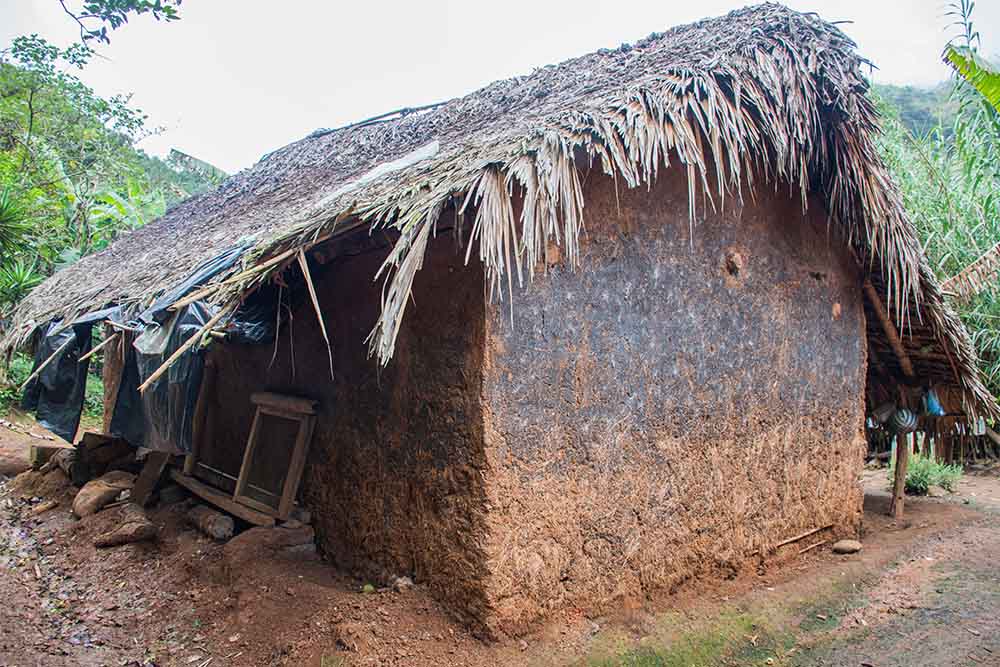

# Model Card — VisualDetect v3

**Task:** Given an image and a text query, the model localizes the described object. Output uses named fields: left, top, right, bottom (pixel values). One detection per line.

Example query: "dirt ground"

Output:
left=2, top=423, right=1000, bottom=667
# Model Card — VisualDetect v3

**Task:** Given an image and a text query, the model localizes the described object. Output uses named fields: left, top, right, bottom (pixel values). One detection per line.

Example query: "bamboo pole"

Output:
left=137, top=306, right=231, bottom=394
left=77, top=332, right=121, bottom=363
left=167, top=246, right=300, bottom=312
left=19, top=336, right=75, bottom=392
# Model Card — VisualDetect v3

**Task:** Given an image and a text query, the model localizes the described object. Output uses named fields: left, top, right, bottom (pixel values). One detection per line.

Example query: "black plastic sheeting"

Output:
left=138, top=242, right=250, bottom=326
left=20, top=243, right=292, bottom=451
left=21, top=306, right=121, bottom=442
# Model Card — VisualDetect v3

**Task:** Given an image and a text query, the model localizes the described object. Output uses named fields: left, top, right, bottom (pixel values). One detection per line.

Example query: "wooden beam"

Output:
left=863, top=279, right=915, bottom=379
left=169, top=469, right=275, bottom=527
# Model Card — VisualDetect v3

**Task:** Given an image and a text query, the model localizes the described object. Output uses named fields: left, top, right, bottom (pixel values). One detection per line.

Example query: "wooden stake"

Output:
left=77, top=332, right=121, bottom=363
left=19, top=336, right=75, bottom=392
left=137, top=306, right=231, bottom=394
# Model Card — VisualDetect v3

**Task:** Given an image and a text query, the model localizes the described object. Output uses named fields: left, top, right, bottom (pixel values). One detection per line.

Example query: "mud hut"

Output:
left=4, top=3, right=996, bottom=637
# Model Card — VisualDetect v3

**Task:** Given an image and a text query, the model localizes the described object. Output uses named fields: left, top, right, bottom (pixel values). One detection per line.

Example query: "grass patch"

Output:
left=888, top=452, right=963, bottom=495
left=586, top=611, right=791, bottom=667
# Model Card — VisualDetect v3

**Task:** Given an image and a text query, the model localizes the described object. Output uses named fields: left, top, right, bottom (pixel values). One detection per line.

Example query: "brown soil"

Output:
left=2, top=447, right=999, bottom=666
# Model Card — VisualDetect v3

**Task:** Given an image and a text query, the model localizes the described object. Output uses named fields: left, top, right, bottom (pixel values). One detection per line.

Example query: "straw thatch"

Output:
left=4, top=3, right=996, bottom=418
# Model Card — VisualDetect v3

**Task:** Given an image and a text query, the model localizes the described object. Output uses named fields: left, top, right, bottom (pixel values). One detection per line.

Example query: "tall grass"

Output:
left=875, top=6, right=1000, bottom=399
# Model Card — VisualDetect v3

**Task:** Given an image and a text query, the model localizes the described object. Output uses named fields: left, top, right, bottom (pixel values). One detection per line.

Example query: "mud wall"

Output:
left=204, top=233, right=492, bottom=627
left=479, top=169, right=868, bottom=635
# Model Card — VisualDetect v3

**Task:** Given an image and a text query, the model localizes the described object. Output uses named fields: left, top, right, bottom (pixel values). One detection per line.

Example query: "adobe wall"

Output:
left=203, top=233, right=492, bottom=627
left=479, top=169, right=868, bottom=635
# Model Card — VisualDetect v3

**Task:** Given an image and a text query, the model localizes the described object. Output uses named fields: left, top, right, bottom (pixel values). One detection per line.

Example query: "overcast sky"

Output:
left=2, top=0, right=998, bottom=174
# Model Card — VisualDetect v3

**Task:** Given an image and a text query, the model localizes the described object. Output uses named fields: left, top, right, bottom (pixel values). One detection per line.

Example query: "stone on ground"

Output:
left=831, top=539, right=863, bottom=554
left=93, top=503, right=156, bottom=547
left=72, top=470, right=136, bottom=518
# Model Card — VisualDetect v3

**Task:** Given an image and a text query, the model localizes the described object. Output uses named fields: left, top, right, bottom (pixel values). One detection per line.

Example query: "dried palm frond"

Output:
left=3, top=4, right=995, bottom=418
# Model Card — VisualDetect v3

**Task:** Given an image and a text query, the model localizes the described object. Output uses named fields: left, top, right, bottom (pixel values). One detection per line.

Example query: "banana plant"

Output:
left=944, top=45, right=1000, bottom=114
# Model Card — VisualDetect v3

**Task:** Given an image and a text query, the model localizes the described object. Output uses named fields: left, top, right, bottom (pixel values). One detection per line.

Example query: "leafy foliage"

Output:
left=876, top=2, right=1000, bottom=400
left=888, top=452, right=963, bottom=495
left=58, top=0, right=182, bottom=44
left=0, top=30, right=223, bottom=316
left=945, top=46, right=1000, bottom=114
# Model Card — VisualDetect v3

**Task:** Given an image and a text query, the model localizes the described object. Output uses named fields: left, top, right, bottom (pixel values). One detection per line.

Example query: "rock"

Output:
left=186, top=505, right=235, bottom=541
left=927, top=485, right=948, bottom=498
left=392, top=576, right=413, bottom=592
left=831, top=539, right=863, bottom=554
left=72, top=471, right=135, bottom=518
left=93, top=503, right=156, bottom=547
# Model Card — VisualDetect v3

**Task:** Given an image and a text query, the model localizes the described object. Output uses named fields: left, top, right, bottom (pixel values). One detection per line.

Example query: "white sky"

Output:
left=2, top=0, right=998, bottom=174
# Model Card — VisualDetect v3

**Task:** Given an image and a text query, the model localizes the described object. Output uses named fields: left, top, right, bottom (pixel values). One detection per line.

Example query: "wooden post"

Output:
left=863, top=279, right=920, bottom=519
left=890, top=432, right=909, bottom=520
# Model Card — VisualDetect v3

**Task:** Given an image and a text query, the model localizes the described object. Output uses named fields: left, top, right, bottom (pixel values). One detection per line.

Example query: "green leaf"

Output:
left=944, top=45, right=1000, bottom=114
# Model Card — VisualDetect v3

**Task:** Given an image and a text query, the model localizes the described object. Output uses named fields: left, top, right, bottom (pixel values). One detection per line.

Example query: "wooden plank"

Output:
left=233, top=408, right=263, bottom=504
left=186, top=360, right=217, bottom=475
left=278, top=414, right=315, bottom=519
left=169, top=469, right=274, bottom=527
left=101, top=326, right=126, bottom=434
left=132, top=451, right=171, bottom=506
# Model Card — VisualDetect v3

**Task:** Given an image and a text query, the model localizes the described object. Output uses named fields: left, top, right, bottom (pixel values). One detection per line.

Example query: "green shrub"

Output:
left=0, top=352, right=34, bottom=413
left=888, top=452, right=964, bottom=495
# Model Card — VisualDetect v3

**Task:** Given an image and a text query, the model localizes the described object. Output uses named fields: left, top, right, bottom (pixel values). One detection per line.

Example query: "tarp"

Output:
left=21, top=244, right=289, bottom=450
left=21, top=307, right=120, bottom=442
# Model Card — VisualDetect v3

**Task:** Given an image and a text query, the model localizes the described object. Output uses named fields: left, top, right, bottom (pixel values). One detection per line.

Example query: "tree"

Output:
left=58, top=0, right=182, bottom=44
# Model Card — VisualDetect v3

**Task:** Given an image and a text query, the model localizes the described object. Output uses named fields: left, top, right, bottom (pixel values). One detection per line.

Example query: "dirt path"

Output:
left=1, top=463, right=999, bottom=666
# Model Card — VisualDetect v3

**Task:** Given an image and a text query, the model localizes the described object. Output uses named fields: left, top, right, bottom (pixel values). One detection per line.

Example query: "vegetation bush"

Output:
left=888, top=452, right=963, bottom=495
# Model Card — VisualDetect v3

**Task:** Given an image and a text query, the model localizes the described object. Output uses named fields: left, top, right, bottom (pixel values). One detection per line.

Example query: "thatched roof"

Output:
left=5, top=3, right=997, bottom=418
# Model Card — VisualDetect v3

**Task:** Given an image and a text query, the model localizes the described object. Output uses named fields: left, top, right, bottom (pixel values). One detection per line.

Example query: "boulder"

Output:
left=93, top=503, right=156, bottom=548
left=927, top=485, right=949, bottom=498
left=831, top=539, right=863, bottom=554
left=72, top=471, right=135, bottom=518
